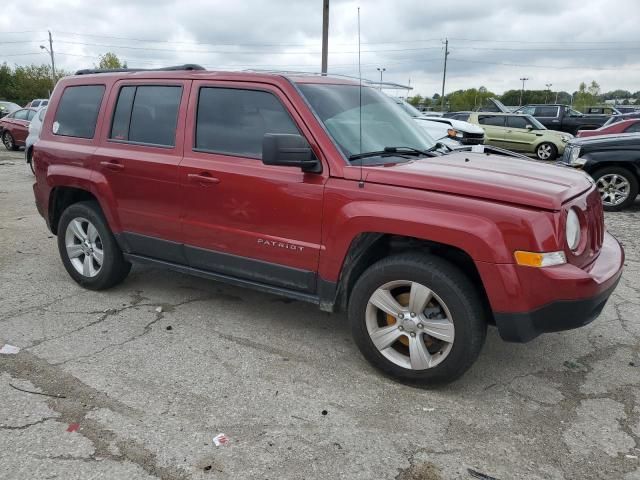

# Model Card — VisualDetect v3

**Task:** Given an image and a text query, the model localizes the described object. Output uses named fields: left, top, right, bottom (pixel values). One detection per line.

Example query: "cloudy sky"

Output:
left=2, top=0, right=640, bottom=96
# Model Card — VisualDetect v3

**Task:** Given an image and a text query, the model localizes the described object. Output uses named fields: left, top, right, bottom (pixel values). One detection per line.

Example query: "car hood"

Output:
left=569, top=132, right=640, bottom=147
left=363, top=151, right=593, bottom=210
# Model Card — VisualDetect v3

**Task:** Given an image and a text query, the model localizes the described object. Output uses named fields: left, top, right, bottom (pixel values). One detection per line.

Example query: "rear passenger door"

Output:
left=94, top=81, right=190, bottom=262
left=477, top=114, right=506, bottom=146
left=179, top=81, right=327, bottom=293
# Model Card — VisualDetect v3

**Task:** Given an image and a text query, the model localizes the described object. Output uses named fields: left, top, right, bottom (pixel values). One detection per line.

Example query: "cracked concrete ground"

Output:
left=0, top=149, right=639, bottom=479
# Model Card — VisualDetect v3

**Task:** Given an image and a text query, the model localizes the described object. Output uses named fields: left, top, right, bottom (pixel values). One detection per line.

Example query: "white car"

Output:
left=390, top=97, right=485, bottom=145
left=25, top=106, right=46, bottom=173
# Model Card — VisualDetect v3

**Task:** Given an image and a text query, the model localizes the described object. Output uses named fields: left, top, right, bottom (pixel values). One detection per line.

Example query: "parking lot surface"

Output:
left=1, top=149, right=639, bottom=480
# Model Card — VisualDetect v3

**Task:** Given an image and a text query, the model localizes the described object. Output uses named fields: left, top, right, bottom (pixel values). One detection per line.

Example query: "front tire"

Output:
left=57, top=201, right=131, bottom=290
left=348, top=253, right=487, bottom=386
left=593, top=167, right=639, bottom=211
left=3, top=131, right=18, bottom=151
left=535, top=142, right=557, bottom=161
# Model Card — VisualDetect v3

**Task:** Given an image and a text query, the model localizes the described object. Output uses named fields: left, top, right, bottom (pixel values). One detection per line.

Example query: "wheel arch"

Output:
left=322, top=232, right=493, bottom=324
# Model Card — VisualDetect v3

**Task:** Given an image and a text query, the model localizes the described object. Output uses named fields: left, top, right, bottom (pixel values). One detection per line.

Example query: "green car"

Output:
left=468, top=112, right=572, bottom=160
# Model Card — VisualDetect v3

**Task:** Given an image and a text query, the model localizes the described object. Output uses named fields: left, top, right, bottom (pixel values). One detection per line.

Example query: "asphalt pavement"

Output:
left=1, top=149, right=639, bottom=479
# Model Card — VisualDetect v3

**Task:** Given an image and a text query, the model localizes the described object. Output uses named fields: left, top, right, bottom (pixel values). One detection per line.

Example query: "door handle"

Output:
left=100, top=161, right=124, bottom=171
left=188, top=173, right=220, bottom=185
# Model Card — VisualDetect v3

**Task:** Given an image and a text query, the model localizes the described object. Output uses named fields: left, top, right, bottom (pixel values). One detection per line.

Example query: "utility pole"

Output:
left=519, top=77, right=529, bottom=106
left=377, top=67, right=386, bottom=87
left=40, top=30, right=57, bottom=88
left=321, top=0, right=329, bottom=75
left=440, top=38, right=449, bottom=111
left=545, top=83, right=552, bottom=103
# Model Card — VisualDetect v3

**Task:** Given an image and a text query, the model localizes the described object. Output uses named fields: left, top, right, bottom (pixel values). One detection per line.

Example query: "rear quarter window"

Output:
left=53, top=85, right=105, bottom=139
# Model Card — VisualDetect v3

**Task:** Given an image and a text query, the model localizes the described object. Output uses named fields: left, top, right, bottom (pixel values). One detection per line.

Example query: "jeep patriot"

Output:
left=32, top=65, right=624, bottom=384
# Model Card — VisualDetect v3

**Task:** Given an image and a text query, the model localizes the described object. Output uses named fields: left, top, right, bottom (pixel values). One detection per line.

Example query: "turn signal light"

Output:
left=514, top=250, right=566, bottom=268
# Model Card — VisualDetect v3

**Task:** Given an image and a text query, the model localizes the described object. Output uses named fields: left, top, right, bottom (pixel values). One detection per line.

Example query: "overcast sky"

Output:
left=3, top=0, right=640, bottom=96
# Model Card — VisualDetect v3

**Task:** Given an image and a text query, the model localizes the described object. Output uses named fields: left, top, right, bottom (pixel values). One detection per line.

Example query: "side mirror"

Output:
left=262, top=133, right=321, bottom=173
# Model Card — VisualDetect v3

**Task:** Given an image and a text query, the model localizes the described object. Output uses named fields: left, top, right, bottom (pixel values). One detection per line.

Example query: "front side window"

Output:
left=478, top=115, right=505, bottom=127
left=195, top=87, right=300, bottom=158
left=506, top=116, right=529, bottom=129
left=534, top=106, right=559, bottom=117
left=110, top=85, right=182, bottom=147
left=297, top=83, right=434, bottom=161
left=27, top=110, right=36, bottom=121
left=54, top=85, right=105, bottom=138
left=519, top=106, right=535, bottom=115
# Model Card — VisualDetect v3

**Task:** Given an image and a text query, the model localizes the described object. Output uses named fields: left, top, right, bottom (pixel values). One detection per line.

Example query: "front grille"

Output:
left=461, top=132, right=485, bottom=145
left=560, top=145, right=572, bottom=164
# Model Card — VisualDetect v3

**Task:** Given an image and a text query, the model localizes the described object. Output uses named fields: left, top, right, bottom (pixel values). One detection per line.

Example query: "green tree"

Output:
left=407, top=94, right=423, bottom=107
left=97, top=52, right=127, bottom=69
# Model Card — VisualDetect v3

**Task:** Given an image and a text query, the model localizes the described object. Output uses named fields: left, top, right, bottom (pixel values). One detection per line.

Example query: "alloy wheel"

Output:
left=365, top=280, right=455, bottom=370
left=537, top=144, right=552, bottom=160
left=597, top=174, right=630, bottom=207
left=64, top=217, right=104, bottom=277
left=3, top=132, right=13, bottom=150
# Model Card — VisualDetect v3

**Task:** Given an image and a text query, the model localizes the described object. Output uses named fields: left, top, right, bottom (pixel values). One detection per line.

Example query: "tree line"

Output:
left=0, top=53, right=125, bottom=106
left=408, top=80, right=640, bottom=113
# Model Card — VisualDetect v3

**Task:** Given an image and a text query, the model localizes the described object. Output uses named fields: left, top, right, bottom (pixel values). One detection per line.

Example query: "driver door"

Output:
left=502, top=115, right=538, bottom=152
left=179, top=82, right=327, bottom=293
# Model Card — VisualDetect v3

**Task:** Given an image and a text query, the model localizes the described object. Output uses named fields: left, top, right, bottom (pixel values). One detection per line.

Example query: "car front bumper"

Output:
left=477, top=231, right=624, bottom=342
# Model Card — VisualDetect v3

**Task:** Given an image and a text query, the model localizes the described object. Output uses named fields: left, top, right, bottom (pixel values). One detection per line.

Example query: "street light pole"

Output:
left=519, top=77, right=529, bottom=106
left=441, top=38, right=449, bottom=111
left=545, top=83, right=552, bottom=104
left=40, top=31, right=56, bottom=87
left=377, top=67, right=386, bottom=87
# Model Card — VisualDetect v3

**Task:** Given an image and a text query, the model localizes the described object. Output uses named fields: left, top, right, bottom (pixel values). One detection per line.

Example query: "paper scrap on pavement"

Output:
left=0, top=344, right=20, bottom=355
left=213, top=433, right=229, bottom=447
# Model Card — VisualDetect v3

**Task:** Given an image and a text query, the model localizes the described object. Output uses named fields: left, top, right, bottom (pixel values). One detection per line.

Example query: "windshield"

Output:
left=297, top=83, right=436, bottom=162
left=392, top=98, right=423, bottom=118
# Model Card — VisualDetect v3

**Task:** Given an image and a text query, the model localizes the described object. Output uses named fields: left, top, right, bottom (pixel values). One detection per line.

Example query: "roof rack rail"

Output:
left=74, top=64, right=205, bottom=75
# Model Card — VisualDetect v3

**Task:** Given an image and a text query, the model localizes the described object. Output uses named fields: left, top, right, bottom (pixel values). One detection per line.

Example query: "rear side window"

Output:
left=506, top=116, right=529, bottom=129
left=625, top=122, right=640, bottom=133
left=109, top=85, right=182, bottom=147
left=195, top=87, right=300, bottom=158
left=478, top=115, right=505, bottom=127
left=453, top=113, right=470, bottom=121
left=53, top=85, right=105, bottom=138
left=13, top=110, right=28, bottom=120
left=27, top=110, right=36, bottom=121
left=534, top=106, right=559, bottom=117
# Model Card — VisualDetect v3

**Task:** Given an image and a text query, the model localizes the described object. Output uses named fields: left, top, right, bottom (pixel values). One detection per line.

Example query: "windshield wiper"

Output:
left=348, top=146, right=432, bottom=161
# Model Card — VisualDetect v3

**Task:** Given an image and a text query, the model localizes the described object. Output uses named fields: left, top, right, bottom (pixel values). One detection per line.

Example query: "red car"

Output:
left=1, top=108, right=37, bottom=150
left=32, top=66, right=624, bottom=385
left=576, top=118, right=640, bottom=138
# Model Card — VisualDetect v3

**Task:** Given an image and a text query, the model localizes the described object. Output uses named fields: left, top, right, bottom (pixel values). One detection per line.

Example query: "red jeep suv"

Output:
left=32, top=65, right=624, bottom=384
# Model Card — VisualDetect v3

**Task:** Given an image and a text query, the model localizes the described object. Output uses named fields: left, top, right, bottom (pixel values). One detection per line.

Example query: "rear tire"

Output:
left=348, top=253, right=487, bottom=386
left=57, top=201, right=131, bottom=290
left=535, top=142, right=557, bottom=161
left=3, top=131, right=18, bottom=151
left=27, top=147, right=35, bottom=174
left=592, top=167, right=639, bottom=212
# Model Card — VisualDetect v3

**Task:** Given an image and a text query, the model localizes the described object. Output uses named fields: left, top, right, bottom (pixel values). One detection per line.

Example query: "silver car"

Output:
left=25, top=107, right=46, bottom=174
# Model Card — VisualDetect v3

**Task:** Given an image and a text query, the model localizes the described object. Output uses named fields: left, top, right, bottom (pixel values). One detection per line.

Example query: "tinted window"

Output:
left=534, top=106, right=559, bottom=117
left=453, top=113, right=470, bottom=121
left=27, top=110, right=37, bottom=121
left=54, top=85, right=105, bottom=138
left=519, top=106, right=535, bottom=115
left=109, top=85, right=182, bottom=147
left=196, top=88, right=300, bottom=158
left=13, top=110, right=28, bottom=120
left=507, top=116, right=529, bottom=129
left=625, top=122, right=640, bottom=133
left=32, top=101, right=41, bottom=108
left=41, top=100, right=48, bottom=106
left=478, top=115, right=505, bottom=127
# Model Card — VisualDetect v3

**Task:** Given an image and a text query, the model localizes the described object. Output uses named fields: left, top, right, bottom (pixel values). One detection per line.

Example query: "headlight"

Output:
left=566, top=208, right=581, bottom=251
left=569, top=147, right=585, bottom=166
